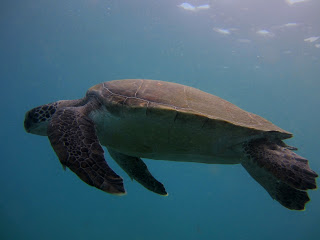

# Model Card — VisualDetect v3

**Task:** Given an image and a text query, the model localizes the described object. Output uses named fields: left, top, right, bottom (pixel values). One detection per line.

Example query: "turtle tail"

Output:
left=241, top=138, right=318, bottom=210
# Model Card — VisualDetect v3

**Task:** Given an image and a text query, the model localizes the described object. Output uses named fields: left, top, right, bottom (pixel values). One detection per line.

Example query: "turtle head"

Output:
left=25, top=98, right=88, bottom=136
left=24, top=98, right=88, bottom=136
left=24, top=102, right=60, bottom=136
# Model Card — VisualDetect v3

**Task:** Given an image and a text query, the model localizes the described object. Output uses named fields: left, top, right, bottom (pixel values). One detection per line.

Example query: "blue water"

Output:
left=1, top=0, right=320, bottom=239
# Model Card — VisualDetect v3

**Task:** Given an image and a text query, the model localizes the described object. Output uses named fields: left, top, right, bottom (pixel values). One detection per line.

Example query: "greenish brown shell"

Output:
left=87, top=79, right=292, bottom=139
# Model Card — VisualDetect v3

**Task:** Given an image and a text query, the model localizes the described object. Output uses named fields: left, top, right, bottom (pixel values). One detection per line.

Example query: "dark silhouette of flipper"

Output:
left=108, top=149, right=167, bottom=196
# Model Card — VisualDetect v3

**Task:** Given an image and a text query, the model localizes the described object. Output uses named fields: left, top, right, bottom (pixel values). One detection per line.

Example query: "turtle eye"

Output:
left=27, top=108, right=40, bottom=123
left=31, top=104, right=57, bottom=123
left=27, top=106, right=49, bottom=123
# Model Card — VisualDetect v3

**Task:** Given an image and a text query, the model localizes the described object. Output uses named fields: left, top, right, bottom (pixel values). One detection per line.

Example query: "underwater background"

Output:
left=1, top=0, right=320, bottom=239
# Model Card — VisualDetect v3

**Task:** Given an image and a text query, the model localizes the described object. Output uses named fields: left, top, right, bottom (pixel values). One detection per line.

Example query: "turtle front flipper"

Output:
left=47, top=108, right=125, bottom=195
left=107, top=149, right=168, bottom=196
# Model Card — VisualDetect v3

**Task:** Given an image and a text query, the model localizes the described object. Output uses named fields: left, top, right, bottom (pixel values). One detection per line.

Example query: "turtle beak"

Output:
left=24, top=112, right=32, bottom=133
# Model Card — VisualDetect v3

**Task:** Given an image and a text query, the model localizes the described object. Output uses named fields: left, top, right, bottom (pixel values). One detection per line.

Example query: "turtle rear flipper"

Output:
left=108, top=149, right=167, bottom=196
left=242, top=139, right=318, bottom=210
left=48, top=107, right=125, bottom=195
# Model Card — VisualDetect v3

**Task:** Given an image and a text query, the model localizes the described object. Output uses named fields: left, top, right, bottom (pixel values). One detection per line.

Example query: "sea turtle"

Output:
left=24, top=79, right=318, bottom=210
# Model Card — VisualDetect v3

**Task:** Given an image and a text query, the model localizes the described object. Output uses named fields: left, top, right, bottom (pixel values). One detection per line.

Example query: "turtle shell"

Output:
left=87, top=79, right=292, bottom=140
